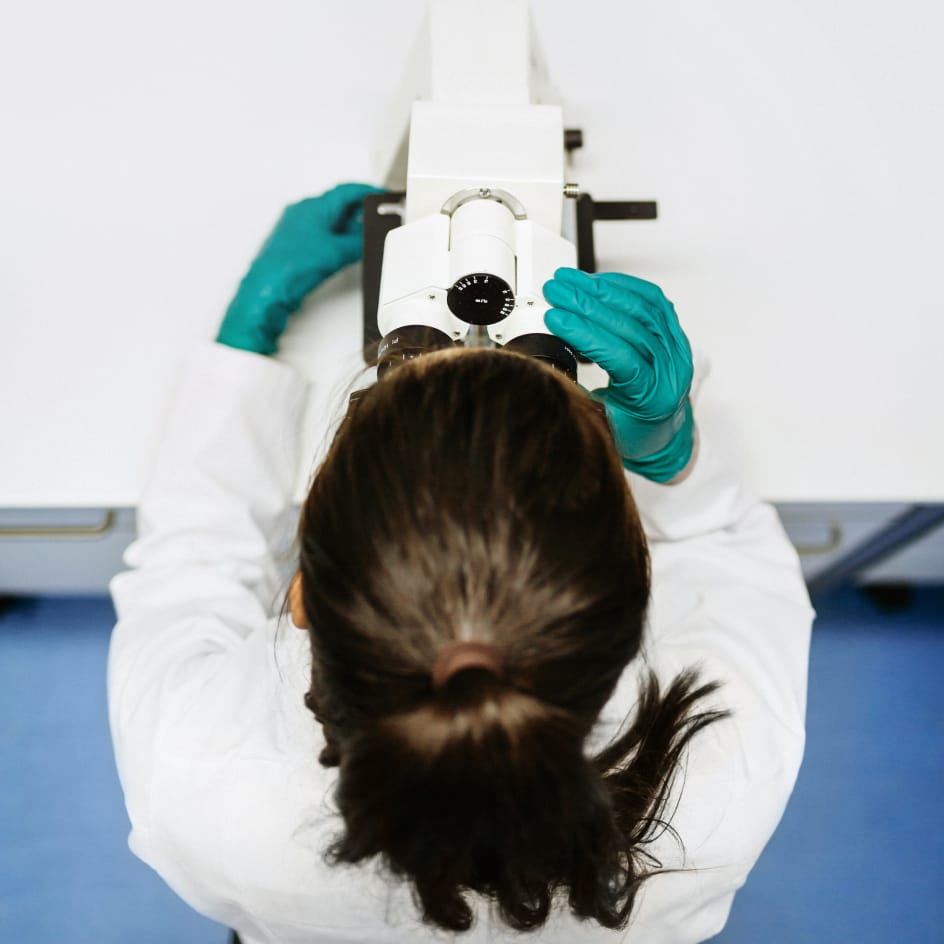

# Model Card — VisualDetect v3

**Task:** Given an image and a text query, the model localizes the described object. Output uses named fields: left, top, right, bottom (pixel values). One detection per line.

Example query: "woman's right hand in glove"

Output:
left=543, top=267, right=695, bottom=484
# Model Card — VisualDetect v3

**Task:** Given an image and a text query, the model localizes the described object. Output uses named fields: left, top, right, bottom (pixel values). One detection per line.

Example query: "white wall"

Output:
left=1, top=0, right=942, bottom=506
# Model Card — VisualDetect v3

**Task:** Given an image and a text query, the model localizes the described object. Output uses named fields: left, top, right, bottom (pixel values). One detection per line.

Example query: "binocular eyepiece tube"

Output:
left=378, top=323, right=578, bottom=381
left=376, top=191, right=579, bottom=381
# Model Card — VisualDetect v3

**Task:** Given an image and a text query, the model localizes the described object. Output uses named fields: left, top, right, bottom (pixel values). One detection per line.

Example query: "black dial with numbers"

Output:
left=446, top=273, right=515, bottom=325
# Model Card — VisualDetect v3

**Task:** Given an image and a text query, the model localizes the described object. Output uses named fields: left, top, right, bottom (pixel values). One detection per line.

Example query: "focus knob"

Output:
left=446, top=273, right=515, bottom=326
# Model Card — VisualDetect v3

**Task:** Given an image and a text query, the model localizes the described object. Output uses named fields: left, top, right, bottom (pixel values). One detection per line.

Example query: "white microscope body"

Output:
left=370, top=0, right=580, bottom=374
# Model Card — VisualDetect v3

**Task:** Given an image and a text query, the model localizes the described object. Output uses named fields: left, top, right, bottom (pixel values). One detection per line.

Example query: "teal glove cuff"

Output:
left=616, top=397, right=695, bottom=483
left=217, top=281, right=292, bottom=356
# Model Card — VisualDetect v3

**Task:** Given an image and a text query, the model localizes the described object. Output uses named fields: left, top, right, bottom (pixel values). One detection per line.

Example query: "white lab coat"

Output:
left=108, top=343, right=814, bottom=944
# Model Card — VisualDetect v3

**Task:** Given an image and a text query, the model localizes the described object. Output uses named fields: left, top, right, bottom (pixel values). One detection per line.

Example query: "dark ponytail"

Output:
left=297, top=348, right=728, bottom=933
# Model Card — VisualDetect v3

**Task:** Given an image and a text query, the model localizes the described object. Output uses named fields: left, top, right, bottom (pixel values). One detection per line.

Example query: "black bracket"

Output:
left=362, top=191, right=406, bottom=359
left=574, top=194, right=658, bottom=274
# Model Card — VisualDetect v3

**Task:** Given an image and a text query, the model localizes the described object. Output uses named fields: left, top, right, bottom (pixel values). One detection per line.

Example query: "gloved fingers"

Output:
left=543, top=279, right=661, bottom=366
left=597, top=271, right=686, bottom=342
left=323, top=181, right=387, bottom=204
left=549, top=267, right=694, bottom=394
left=543, top=271, right=667, bottom=349
left=291, top=231, right=365, bottom=289
left=589, top=376, right=661, bottom=416
left=552, top=266, right=669, bottom=311
left=319, top=182, right=386, bottom=233
left=327, top=229, right=367, bottom=267
left=544, top=307, right=654, bottom=392
left=610, top=351, right=691, bottom=418
left=551, top=267, right=682, bottom=344
left=274, top=184, right=382, bottom=242
left=591, top=270, right=671, bottom=309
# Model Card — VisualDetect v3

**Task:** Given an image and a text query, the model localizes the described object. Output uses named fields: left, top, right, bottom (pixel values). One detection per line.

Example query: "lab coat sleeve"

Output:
left=107, top=342, right=309, bottom=863
left=626, top=429, right=755, bottom=543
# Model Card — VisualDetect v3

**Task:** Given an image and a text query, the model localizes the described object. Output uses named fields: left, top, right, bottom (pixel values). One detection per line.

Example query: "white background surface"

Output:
left=1, top=0, right=942, bottom=507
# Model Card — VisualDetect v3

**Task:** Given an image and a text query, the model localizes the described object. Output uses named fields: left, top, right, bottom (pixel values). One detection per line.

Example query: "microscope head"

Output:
left=375, top=187, right=579, bottom=380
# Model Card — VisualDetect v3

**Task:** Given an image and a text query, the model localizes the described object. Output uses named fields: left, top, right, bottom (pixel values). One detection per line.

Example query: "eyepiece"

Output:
left=503, top=333, right=579, bottom=381
left=377, top=325, right=456, bottom=379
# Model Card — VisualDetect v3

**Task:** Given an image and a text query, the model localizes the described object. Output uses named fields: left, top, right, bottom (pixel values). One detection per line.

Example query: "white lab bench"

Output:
left=1, top=0, right=942, bottom=595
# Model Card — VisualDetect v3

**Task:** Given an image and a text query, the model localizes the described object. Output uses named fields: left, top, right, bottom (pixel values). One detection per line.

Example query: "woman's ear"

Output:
left=289, top=572, right=310, bottom=630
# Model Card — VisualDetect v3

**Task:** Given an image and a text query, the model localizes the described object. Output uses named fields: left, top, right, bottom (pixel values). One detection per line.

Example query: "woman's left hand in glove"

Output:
left=217, top=182, right=384, bottom=355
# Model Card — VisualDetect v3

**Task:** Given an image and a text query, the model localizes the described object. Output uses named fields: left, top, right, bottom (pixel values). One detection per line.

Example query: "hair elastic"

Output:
left=432, top=640, right=503, bottom=690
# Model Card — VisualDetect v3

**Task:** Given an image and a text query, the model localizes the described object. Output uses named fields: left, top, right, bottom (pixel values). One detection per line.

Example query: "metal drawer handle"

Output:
left=793, top=523, right=842, bottom=556
left=0, top=510, right=117, bottom=538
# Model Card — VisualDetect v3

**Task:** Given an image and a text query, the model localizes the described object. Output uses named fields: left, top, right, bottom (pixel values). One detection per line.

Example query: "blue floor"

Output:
left=1, top=587, right=942, bottom=943
left=0, top=597, right=224, bottom=944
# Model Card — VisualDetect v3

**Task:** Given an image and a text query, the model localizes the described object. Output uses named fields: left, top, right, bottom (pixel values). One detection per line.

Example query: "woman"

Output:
left=108, top=183, right=813, bottom=943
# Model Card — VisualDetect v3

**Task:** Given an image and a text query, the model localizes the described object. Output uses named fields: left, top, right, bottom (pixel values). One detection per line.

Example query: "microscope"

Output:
left=361, top=0, right=657, bottom=381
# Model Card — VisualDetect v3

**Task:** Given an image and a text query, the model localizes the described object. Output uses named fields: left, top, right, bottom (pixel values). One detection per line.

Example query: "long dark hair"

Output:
left=297, top=348, right=728, bottom=933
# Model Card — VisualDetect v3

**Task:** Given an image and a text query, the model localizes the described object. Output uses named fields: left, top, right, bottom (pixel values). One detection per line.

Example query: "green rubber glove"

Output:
left=217, top=182, right=384, bottom=355
left=543, top=268, right=694, bottom=483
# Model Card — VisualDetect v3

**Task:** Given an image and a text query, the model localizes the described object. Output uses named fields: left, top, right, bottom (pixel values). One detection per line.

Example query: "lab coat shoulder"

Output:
left=627, top=428, right=813, bottom=749
left=601, top=430, right=814, bottom=940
